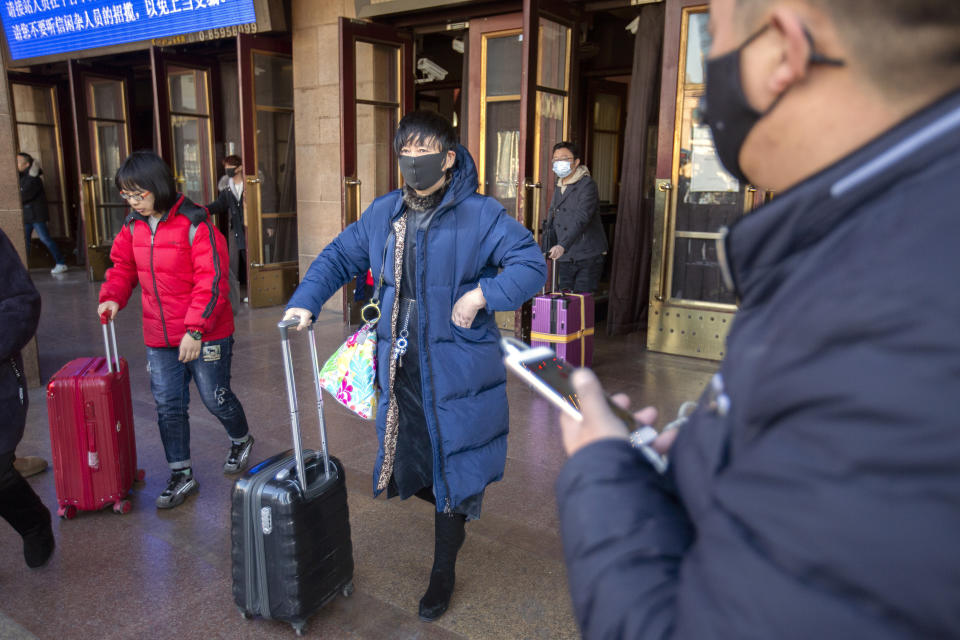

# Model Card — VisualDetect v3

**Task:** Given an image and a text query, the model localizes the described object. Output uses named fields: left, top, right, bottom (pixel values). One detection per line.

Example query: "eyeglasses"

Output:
left=119, top=191, right=148, bottom=204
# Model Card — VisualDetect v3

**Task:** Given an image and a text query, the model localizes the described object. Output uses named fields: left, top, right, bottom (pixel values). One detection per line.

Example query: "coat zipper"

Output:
left=149, top=221, right=172, bottom=347
left=417, top=219, right=454, bottom=514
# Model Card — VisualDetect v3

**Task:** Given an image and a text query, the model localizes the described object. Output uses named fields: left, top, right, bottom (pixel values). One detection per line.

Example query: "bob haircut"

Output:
left=114, top=151, right=178, bottom=213
left=552, top=141, right=581, bottom=161
left=393, top=110, right=458, bottom=156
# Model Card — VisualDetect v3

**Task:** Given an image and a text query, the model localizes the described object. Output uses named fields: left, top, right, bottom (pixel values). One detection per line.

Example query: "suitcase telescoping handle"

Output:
left=99, top=314, right=121, bottom=373
left=541, top=256, right=558, bottom=295
left=277, top=317, right=332, bottom=494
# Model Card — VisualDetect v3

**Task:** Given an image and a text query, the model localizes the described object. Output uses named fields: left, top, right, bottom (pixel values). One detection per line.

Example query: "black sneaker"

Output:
left=155, top=471, right=198, bottom=509
left=223, top=436, right=255, bottom=474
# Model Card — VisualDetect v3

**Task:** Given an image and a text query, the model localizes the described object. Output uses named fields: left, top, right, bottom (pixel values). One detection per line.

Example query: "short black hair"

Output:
left=736, top=0, right=960, bottom=98
left=393, top=110, right=458, bottom=156
left=115, top=151, right=178, bottom=213
left=17, top=151, right=33, bottom=164
left=224, top=154, right=242, bottom=166
left=552, top=141, right=581, bottom=160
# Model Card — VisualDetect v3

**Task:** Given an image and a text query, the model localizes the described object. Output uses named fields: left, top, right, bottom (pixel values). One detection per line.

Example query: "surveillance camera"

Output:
left=416, top=57, right=448, bottom=84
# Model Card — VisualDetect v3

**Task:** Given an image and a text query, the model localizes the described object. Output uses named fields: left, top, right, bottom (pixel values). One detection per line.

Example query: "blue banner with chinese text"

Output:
left=2, top=0, right=257, bottom=61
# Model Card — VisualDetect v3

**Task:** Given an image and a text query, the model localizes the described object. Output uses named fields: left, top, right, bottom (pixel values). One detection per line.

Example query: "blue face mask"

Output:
left=553, top=160, right=573, bottom=178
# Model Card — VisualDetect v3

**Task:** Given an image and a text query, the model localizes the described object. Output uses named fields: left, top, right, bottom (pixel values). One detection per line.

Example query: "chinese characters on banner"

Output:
left=2, top=0, right=256, bottom=61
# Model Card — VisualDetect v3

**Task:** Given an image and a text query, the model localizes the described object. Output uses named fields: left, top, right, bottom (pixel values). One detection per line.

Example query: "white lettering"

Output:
left=123, top=2, right=133, bottom=21
left=145, top=0, right=156, bottom=17
left=92, top=7, right=102, bottom=25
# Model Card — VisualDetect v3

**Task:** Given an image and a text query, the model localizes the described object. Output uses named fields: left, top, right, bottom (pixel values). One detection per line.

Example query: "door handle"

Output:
left=654, top=181, right=673, bottom=302
left=524, top=179, right=541, bottom=189
left=250, top=262, right=264, bottom=268
left=344, top=177, right=361, bottom=186
left=82, top=175, right=98, bottom=183
left=246, top=177, right=262, bottom=184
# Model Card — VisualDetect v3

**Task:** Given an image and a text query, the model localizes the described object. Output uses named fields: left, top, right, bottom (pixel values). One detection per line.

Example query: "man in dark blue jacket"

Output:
left=556, top=1, right=960, bottom=638
left=0, top=227, right=55, bottom=569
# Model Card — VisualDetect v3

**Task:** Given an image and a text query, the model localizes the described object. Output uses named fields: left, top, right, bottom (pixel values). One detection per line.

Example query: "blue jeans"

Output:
left=24, top=222, right=65, bottom=265
left=145, top=336, right=249, bottom=469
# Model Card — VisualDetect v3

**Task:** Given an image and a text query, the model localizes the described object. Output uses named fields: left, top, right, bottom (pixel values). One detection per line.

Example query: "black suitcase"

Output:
left=231, top=319, right=355, bottom=636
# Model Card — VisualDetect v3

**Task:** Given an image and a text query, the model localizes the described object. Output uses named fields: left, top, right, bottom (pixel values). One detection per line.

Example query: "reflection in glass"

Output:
left=670, top=238, right=734, bottom=304
left=355, top=42, right=399, bottom=103
left=12, top=84, right=55, bottom=124
left=685, top=12, right=710, bottom=85
left=485, top=34, right=523, bottom=97
left=168, top=68, right=209, bottom=115
left=256, top=109, right=297, bottom=262
left=538, top=20, right=569, bottom=91
left=89, top=79, right=124, bottom=120
left=666, top=9, right=744, bottom=305
left=93, top=121, right=127, bottom=241
left=261, top=216, right=297, bottom=264
left=537, top=91, right=565, bottom=230
left=356, top=103, right=398, bottom=212
left=16, top=122, right=66, bottom=236
left=253, top=54, right=294, bottom=109
left=484, top=100, right=520, bottom=217
left=172, top=115, right=212, bottom=204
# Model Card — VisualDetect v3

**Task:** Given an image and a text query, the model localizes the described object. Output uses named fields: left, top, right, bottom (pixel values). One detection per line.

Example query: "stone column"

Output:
left=0, top=66, right=41, bottom=387
left=291, top=0, right=357, bottom=314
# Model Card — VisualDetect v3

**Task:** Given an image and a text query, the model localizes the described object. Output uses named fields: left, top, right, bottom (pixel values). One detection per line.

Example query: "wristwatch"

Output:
left=187, top=329, right=203, bottom=341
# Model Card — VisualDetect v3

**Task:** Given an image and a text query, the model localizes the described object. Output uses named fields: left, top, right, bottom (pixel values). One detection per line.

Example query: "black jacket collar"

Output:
left=724, top=87, right=960, bottom=306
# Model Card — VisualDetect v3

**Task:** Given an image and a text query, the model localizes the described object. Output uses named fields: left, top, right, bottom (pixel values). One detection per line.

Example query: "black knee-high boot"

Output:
left=0, top=465, right=55, bottom=569
left=418, top=510, right=466, bottom=621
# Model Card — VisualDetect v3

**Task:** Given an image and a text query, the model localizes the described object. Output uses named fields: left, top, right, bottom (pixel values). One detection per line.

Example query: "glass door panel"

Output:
left=167, top=66, right=215, bottom=205
left=647, top=3, right=764, bottom=360
left=339, top=19, right=414, bottom=325
left=239, top=35, right=300, bottom=309
left=480, top=30, right=523, bottom=218
left=86, top=78, right=130, bottom=246
left=255, top=107, right=297, bottom=264
left=12, top=82, right=69, bottom=240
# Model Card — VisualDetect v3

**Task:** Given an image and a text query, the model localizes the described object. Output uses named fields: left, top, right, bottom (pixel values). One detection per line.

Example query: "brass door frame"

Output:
left=239, top=34, right=299, bottom=308
left=339, top=18, right=415, bottom=326
left=647, top=2, right=746, bottom=360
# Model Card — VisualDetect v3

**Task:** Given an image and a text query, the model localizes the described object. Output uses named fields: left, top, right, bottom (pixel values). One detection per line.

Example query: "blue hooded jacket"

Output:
left=287, top=145, right=546, bottom=511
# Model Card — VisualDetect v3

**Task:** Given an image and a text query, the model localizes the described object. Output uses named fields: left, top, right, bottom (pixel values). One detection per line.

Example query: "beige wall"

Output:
left=291, top=0, right=356, bottom=313
left=0, top=71, right=41, bottom=386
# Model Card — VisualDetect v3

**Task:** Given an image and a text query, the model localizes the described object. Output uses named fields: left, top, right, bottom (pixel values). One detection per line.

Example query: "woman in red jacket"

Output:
left=97, top=152, right=254, bottom=509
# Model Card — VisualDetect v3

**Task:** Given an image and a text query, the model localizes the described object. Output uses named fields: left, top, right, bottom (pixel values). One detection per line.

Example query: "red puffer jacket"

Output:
left=99, top=195, right=233, bottom=348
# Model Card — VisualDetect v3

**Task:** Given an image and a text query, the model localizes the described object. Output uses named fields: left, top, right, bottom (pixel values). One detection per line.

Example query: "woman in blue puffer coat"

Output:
left=284, top=111, right=546, bottom=621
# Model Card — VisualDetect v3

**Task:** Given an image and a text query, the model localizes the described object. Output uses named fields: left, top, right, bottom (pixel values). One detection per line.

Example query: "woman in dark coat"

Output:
left=284, top=111, right=546, bottom=621
left=0, top=227, right=55, bottom=568
left=17, top=152, right=67, bottom=274
left=541, top=141, right=608, bottom=293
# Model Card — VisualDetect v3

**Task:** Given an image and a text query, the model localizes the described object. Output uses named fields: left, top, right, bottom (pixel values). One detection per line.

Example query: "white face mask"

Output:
left=552, top=160, right=573, bottom=178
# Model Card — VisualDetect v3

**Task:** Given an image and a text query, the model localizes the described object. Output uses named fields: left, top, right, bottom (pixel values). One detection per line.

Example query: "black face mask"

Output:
left=398, top=152, right=447, bottom=191
left=703, top=25, right=844, bottom=184
left=225, top=167, right=238, bottom=177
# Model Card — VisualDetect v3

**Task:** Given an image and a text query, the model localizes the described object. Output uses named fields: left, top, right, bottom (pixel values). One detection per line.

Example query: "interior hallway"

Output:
left=0, top=268, right=717, bottom=640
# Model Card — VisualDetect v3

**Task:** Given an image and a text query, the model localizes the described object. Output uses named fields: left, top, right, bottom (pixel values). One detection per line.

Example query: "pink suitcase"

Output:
left=530, top=261, right=595, bottom=367
left=46, top=318, right=143, bottom=519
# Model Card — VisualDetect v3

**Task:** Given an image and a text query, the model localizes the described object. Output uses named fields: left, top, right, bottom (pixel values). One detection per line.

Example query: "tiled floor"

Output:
left=0, top=269, right=717, bottom=640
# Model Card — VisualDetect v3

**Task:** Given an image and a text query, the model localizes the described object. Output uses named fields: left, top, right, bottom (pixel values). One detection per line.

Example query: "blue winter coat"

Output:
left=555, top=89, right=960, bottom=638
left=287, top=145, right=546, bottom=511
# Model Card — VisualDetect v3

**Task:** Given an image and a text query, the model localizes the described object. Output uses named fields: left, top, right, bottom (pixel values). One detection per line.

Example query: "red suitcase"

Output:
left=530, top=261, right=595, bottom=367
left=46, top=318, right=143, bottom=519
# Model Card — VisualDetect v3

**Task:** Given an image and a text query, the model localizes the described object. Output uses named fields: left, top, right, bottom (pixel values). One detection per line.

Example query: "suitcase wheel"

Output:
left=237, top=608, right=252, bottom=620
left=58, top=505, right=77, bottom=520
left=112, top=500, right=132, bottom=515
left=135, top=469, right=146, bottom=483
left=341, top=581, right=354, bottom=598
left=292, top=622, right=306, bottom=636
